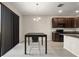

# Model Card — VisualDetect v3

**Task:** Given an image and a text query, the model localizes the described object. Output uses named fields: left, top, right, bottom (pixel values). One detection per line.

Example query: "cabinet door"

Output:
left=69, top=18, right=75, bottom=28
left=57, top=18, right=65, bottom=28
left=52, top=17, right=75, bottom=28
left=64, top=18, right=75, bottom=28
left=52, top=18, right=59, bottom=28
left=52, top=18, right=65, bottom=28
left=64, top=18, right=71, bottom=28
left=52, top=18, right=57, bottom=28
left=75, top=18, right=79, bottom=28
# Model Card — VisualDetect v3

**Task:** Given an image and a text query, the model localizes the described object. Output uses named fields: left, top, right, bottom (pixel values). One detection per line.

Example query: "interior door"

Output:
left=13, top=13, right=19, bottom=47
left=1, top=4, right=12, bottom=56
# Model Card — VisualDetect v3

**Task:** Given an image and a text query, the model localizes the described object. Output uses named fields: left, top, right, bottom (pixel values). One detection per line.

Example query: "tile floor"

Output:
left=2, top=40, right=76, bottom=57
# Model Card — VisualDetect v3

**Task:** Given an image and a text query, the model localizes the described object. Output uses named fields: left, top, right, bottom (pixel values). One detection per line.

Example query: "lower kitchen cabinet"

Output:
left=52, top=32, right=63, bottom=42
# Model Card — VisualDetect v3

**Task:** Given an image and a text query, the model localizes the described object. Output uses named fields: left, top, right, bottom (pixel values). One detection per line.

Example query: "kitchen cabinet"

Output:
left=53, top=33, right=60, bottom=42
left=65, top=18, right=75, bottom=28
left=52, top=18, right=65, bottom=28
left=52, top=17, right=75, bottom=28
left=52, top=32, right=63, bottom=42
left=52, top=18, right=56, bottom=28
left=75, top=17, right=79, bottom=28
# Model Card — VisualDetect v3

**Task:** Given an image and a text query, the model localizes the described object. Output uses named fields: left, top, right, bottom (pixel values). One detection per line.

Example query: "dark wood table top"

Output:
left=25, top=33, right=47, bottom=36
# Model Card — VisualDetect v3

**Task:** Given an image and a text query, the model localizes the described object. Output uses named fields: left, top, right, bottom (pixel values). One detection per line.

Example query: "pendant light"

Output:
left=33, top=3, right=41, bottom=22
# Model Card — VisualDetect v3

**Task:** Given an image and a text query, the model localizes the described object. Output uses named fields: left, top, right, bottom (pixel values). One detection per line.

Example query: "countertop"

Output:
left=52, top=31, right=79, bottom=38
left=63, top=34, right=79, bottom=38
left=52, top=31, right=79, bottom=34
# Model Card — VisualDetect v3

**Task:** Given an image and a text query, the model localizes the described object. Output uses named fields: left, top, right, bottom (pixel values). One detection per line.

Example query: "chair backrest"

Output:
left=32, top=37, right=39, bottom=42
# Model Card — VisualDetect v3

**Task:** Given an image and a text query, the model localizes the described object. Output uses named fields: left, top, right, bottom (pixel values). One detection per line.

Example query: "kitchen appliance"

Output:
left=56, top=29, right=64, bottom=42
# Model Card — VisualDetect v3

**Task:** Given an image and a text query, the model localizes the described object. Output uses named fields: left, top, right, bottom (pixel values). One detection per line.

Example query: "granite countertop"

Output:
left=63, top=34, right=79, bottom=38
left=63, top=31, right=79, bottom=38
left=52, top=31, right=79, bottom=38
left=52, top=31, right=79, bottom=34
left=63, top=31, right=79, bottom=34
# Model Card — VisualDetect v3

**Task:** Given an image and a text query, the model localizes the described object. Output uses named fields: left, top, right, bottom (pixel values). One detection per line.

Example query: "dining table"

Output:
left=24, top=33, right=47, bottom=54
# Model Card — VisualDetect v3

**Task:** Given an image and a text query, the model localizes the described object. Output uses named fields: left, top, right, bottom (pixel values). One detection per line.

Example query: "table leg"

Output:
left=28, top=37, right=30, bottom=45
left=25, top=36, right=26, bottom=54
left=45, top=36, right=47, bottom=54
left=41, top=37, right=43, bottom=45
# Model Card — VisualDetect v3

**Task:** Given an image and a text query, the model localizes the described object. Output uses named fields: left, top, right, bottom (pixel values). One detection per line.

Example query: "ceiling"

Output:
left=5, top=2, right=79, bottom=16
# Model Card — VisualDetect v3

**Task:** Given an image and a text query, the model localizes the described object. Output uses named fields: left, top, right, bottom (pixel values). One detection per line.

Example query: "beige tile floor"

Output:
left=2, top=40, right=76, bottom=57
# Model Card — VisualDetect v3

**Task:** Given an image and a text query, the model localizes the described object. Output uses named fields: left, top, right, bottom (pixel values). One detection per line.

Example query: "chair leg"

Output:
left=38, top=40, right=41, bottom=55
left=29, top=40, right=33, bottom=55
left=29, top=39, right=41, bottom=55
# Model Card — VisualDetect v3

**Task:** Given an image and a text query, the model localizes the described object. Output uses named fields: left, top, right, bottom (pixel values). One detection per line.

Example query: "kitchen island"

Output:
left=64, top=34, right=79, bottom=57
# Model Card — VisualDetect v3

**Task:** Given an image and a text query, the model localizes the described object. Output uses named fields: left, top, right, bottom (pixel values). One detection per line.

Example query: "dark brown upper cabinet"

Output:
left=64, top=18, right=75, bottom=28
left=75, top=17, right=79, bottom=28
left=52, top=17, right=76, bottom=28
left=52, top=18, right=64, bottom=28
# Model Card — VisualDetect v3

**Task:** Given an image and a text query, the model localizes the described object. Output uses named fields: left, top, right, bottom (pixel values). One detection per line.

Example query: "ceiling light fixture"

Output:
left=33, top=3, right=41, bottom=22
left=75, top=10, right=79, bottom=13
left=58, top=10, right=63, bottom=13
left=33, top=18, right=36, bottom=21
left=33, top=16, right=41, bottom=22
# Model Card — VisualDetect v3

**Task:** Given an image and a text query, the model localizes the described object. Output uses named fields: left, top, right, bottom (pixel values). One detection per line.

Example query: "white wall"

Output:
left=22, top=16, right=52, bottom=40
left=2, top=2, right=23, bottom=42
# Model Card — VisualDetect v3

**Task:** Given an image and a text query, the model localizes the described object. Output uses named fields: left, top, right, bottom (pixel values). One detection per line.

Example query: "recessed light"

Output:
left=58, top=10, right=63, bottom=13
left=75, top=10, right=79, bottom=13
